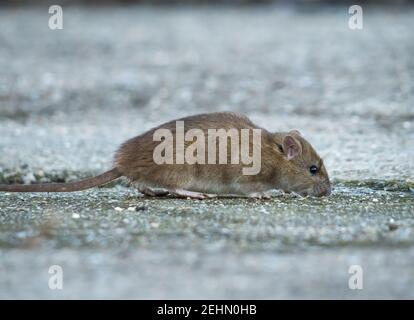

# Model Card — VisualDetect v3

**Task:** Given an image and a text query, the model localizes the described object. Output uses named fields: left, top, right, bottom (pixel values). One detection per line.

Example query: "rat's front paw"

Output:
left=248, top=189, right=287, bottom=199
left=247, top=191, right=272, bottom=200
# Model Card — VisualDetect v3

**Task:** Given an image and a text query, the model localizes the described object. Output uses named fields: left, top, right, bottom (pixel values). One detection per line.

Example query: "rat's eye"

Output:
left=276, top=143, right=284, bottom=153
left=309, top=165, right=318, bottom=175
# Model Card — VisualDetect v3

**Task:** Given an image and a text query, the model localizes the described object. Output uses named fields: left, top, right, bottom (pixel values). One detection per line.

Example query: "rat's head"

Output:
left=275, top=130, right=331, bottom=197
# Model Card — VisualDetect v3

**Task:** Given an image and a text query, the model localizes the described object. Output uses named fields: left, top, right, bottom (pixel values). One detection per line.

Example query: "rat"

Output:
left=0, top=112, right=331, bottom=198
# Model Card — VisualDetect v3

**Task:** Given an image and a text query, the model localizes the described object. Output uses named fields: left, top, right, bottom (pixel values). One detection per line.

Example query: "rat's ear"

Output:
left=283, top=135, right=302, bottom=160
left=289, top=129, right=301, bottom=136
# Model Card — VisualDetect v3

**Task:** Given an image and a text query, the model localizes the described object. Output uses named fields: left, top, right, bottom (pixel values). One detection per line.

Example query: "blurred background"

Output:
left=0, top=0, right=413, bottom=299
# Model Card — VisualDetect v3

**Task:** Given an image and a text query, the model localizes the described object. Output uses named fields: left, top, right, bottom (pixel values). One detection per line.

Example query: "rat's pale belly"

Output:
left=180, top=178, right=273, bottom=195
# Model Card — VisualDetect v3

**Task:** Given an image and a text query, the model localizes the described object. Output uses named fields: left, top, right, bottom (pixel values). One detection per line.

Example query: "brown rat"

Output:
left=0, top=112, right=331, bottom=198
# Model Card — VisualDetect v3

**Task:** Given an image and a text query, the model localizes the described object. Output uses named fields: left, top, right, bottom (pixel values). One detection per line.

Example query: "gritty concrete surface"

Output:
left=0, top=4, right=413, bottom=299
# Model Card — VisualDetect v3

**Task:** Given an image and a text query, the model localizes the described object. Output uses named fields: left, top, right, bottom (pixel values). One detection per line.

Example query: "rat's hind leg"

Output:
left=138, top=186, right=215, bottom=199
left=170, top=189, right=217, bottom=200
left=138, top=186, right=169, bottom=197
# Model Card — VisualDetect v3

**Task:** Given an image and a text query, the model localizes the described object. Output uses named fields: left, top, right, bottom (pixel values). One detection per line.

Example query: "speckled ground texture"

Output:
left=0, top=5, right=413, bottom=299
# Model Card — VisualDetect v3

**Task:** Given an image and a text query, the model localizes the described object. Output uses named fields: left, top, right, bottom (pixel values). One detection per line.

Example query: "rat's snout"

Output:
left=319, top=186, right=331, bottom=197
left=313, top=181, right=331, bottom=197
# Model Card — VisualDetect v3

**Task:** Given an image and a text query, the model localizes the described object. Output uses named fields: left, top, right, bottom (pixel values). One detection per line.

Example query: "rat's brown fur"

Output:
left=0, top=112, right=331, bottom=197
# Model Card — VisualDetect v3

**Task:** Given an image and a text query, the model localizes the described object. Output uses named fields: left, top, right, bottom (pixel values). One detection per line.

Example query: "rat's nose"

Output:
left=320, top=187, right=331, bottom=197
left=314, top=183, right=331, bottom=197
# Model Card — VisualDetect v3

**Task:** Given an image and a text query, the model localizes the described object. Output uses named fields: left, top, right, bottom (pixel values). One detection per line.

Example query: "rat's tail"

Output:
left=0, top=168, right=122, bottom=192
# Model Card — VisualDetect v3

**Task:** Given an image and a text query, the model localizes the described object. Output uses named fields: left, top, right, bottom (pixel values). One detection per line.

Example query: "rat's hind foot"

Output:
left=138, top=186, right=169, bottom=197
left=170, top=189, right=217, bottom=200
